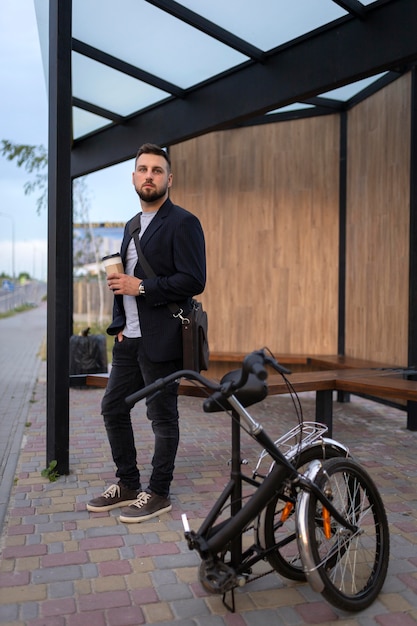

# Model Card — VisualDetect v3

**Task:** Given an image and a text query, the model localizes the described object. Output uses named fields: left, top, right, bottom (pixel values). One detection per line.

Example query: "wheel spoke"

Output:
left=304, top=458, right=389, bottom=611
left=258, top=445, right=350, bottom=582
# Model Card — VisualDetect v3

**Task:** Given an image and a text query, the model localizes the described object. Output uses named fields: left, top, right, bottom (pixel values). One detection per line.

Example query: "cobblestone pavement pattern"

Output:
left=1, top=303, right=417, bottom=625
left=0, top=301, right=46, bottom=530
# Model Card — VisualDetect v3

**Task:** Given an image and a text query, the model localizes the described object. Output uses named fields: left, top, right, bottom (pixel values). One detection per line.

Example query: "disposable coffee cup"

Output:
left=102, top=253, right=124, bottom=276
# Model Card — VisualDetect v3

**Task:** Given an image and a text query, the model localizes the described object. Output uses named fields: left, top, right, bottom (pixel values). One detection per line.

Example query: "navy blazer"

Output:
left=107, top=198, right=206, bottom=362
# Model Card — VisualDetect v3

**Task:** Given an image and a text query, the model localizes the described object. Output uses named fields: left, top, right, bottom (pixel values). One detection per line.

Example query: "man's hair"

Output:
left=135, top=143, right=171, bottom=170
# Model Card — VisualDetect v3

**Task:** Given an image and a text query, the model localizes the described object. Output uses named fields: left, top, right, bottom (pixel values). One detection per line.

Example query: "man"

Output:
left=87, top=143, right=206, bottom=523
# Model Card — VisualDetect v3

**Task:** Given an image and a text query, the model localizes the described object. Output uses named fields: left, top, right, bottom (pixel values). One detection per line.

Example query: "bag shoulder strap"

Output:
left=132, top=230, right=156, bottom=278
left=132, top=230, right=188, bottom=320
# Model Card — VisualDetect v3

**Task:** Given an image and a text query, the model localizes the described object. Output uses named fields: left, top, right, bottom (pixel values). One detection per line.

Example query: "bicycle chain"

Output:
left=227, top=521, right=276, bottom=586
left=243, top=566, right=276, bottom=585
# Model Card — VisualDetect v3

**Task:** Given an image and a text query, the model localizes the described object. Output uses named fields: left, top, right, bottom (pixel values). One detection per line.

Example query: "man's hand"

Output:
left=107, top=272, right=142, bottom=296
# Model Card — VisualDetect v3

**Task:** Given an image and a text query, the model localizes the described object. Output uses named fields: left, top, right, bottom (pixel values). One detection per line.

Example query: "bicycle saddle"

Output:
left=203, top=369, right=268, bottom=412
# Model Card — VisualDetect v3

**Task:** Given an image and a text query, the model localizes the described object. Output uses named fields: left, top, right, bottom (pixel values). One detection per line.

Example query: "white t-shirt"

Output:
left=122, top=211, right=157, bottom=337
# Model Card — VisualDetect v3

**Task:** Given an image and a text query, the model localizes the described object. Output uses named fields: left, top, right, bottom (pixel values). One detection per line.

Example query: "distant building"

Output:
left=73, top=222, right=124, bottom=276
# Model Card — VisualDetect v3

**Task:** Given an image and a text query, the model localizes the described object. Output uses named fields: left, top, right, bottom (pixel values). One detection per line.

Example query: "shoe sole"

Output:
left=119, top=504, right=172, bottom=523
left=86, top=499, right=138, bottom=513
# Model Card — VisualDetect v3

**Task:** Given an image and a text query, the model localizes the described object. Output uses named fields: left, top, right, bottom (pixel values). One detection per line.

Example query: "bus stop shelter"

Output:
left=40, top=0, right=417, bottom=473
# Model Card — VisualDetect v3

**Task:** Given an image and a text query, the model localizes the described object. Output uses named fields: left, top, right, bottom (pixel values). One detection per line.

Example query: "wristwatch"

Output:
left=138, top=281, right=145, bottom=296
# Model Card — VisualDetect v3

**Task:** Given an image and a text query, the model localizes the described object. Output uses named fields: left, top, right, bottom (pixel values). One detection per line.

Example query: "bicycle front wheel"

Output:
left=258, top=441, right=349, bottom=582
left=298, top=457, right=390, bottom=612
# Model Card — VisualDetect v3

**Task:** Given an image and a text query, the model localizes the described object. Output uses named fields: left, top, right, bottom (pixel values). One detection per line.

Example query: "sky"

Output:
left=0, top=0, right=137, bottom=281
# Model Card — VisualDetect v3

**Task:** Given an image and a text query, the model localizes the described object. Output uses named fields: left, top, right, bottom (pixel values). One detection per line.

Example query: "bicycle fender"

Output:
left=286, top=438, right=350, bottom=464
left=295, top=459, right=326, bottom=593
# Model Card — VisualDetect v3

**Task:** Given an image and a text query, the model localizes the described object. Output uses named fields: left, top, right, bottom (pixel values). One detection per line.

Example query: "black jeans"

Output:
left=101, top=336, right=182, bottom=497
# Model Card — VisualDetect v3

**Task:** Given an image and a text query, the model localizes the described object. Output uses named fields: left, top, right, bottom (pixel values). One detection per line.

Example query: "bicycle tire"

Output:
left=299, top=457, right=390, bottom=611
left=258, top=442, right=349, bottom=582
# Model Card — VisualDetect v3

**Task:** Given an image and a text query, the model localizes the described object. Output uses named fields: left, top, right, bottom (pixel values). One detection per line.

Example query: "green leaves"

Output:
left=41, top=460, right=60, bottom=482
left=0, top=140, right=47, bottom=172
left=1, top=140, right=48, bottom=214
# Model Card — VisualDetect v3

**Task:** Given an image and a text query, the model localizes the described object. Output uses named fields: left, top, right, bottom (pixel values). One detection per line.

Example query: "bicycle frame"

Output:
left=127, top=349, right=388, bottom=613
left=185, top=403, right=284, bottom=569
left=183, top=393, right=356, bottom=571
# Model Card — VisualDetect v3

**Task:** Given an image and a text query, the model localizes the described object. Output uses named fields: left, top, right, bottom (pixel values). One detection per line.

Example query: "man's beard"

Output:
left=136, top=185, right=167, bottom=203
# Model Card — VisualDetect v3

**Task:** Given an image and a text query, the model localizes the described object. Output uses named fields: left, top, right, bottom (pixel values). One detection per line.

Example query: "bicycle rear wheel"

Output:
left=298, top=457, right=389, bottom=611
left=258, top=442, right=349, bottom=581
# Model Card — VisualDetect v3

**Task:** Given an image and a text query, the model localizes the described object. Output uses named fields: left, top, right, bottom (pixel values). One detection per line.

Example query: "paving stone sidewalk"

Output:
left=0, top=302, right=47, bottom=531
left=1, top=345, right=417, bottom=624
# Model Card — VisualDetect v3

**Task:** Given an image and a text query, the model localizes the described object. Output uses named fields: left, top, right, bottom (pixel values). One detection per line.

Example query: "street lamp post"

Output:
left=0, top=212, right=16, bottom=281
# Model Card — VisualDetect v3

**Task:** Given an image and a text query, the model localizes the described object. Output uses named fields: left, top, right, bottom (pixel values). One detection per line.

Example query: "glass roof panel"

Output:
left=268, top=103, right=316, bottom=114
left=176, top=0, right=347, bottom=51
left=320, top=73, right=387, bottom=100
left=73, top=107, right=112, bottom=139
left=72, top=0, right=248, bottom=90
left=72, top=51, right=170, bottom=116
left=35, top=0, right=403, bottom=145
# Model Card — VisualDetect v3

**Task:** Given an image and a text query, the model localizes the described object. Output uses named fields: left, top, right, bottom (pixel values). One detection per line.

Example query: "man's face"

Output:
left=132, top=153, right=172, bottom=204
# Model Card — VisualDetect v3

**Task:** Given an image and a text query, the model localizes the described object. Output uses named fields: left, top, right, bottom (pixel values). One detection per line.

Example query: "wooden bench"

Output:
left=210, top=352, right=310, bottom=366
left=306, top=355, right=399, bottom=370
left=263, top=369, right=417, bottom=435
left=206, top=353, right=417, bottom=421
left=207, top=352, right=402, bottom=378
left=70, top=366, right=417, bottom=436
left=208, top=352, right=311, bottom=378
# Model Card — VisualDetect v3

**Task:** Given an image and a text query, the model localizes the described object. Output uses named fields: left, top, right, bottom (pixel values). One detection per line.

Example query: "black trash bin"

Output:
left=69, top=329, right=108, bottom=375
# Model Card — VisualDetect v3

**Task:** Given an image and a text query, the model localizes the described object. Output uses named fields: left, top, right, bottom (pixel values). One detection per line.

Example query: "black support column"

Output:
left=47, top=0, right=73, bottom=473
left=337, top=111, right=350, bottom=404
left=408, top=66, right=417, bottom=431
left=338, top=110, right=347, bottom=358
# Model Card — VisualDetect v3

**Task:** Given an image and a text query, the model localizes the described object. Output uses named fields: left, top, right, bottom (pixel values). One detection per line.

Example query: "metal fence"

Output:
left=0, top=281, right=47, bottom=314
left=0, top=279, right=114, bottom=322
left=73, top=279, right=113, bottom=323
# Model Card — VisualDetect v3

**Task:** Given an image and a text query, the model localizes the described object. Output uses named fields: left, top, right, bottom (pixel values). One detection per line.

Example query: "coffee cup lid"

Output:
left=102, top=253, right=121, bottom=261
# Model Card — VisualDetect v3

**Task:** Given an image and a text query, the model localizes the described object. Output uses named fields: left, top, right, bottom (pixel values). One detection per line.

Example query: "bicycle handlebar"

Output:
left=125, top=349, right=291, bottom=409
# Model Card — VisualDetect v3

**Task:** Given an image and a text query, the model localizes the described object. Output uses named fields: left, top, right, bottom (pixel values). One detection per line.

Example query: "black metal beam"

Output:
left=72, top=39, right=185, bottom=98
left=336, top=110, right=349, bottom=404
left=338, top=111, right=347, bottom=356
left=346, top=70, right=402, bottom=106
left=72, top=97, right=125, bottom=123
left=409, top=67, right=417, bottom=369
left=227, top=106, right=334, bottom=128
left=408, top=66, right=417, bottom=429
left=331, top=0, right=366, bottom=18
left=47, top=0, right=73, bottom=475
left=230, top=99, right=342, bottom=129
left=145, top=0, right=265, bottom=62
left=303, top=96, right=345, bottom=111
left=72, top=0, right=417, bottom=177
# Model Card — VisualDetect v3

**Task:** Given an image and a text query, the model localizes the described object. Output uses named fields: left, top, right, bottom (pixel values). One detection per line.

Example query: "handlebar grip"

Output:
left=243, top=351, right=268, bottom=381
left=202, top=391, right=225, bottom=413
left=125, top=377, right=165, bottom=408
left=250, top=362, right=268, bottom=380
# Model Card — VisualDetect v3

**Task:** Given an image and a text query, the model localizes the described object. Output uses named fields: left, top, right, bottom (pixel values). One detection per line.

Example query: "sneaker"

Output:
left=86, top=483, right=139, bottom=512
left=119, top=491, right=172, bottom=523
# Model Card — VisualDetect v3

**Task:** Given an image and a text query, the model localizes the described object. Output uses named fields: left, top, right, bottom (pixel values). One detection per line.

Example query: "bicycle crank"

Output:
left=198, top=559, right=244, bottom=594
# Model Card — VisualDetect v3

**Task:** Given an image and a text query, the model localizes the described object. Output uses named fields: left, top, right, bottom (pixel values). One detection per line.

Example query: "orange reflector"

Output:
left=323, top=507, right=332, bottom=539
left=280, top=502, right=293, bottom=522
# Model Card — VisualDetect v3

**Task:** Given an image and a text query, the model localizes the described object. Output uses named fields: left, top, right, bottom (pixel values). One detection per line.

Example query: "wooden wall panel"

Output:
left=346, top=74, right=411, bottom=365
left=170, top=116, right=340, bottom=356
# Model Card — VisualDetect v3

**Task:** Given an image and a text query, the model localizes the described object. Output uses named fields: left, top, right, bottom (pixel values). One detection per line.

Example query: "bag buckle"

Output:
left=173, top=308, right=190, bottom=325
